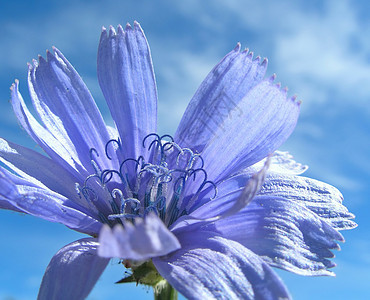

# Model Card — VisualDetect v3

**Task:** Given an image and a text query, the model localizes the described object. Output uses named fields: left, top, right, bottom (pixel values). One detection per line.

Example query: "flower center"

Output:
left=75, top=134, right=217, bottom=227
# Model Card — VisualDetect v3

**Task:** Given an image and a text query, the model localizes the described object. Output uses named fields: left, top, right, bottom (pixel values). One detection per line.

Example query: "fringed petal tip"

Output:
left=338, top=218, right=357, bottom=231
left=25, top=49, right=57, bottom=74
left=9, top=79, right=19, bottom=92
left=259, top=172, right=356, bottom=232
left=267, top=74, right=301, bottom=106
left=210, top=195, right=346, bottom=277
left=100, top=21, right=143, bottom=39
left=97, top=18, right=157, bottom=162
left=102, top=22, right=142, bottom=38
left=245, top=51, right=267, bottom=68
left=233, top=43, right=268, bottom=68
left=31, top=49, right=70, bottom=74
left=196, top=76, right=301, bottom=180
left=175, top=40, right=271, bottom=157
left=109, top=25, right=116, bottom=36
left=234, top=42, right=241, bottom=51
left=269, top=73, right=276, bottom=82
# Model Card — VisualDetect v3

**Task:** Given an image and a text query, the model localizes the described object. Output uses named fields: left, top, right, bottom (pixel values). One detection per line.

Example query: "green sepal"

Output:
left=116, top=260, right=178, bottom=300
left=154, top=280, right=178, bottom=300
left=116, top=260, right=163, bottom=286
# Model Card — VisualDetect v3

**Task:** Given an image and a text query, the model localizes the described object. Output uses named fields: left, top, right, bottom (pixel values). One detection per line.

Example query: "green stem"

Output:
left=154, top=280, right=178, bottom=300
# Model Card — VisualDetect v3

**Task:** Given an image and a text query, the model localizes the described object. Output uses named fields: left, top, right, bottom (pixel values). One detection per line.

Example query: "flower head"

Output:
left=0, top=21, right=356, bottom=300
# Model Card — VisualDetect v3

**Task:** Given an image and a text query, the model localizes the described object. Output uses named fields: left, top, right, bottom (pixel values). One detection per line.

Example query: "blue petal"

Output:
left=260, top=173, right=357, bottom=230
left=0, top=199, right=23, bottom=212
left=188, top=169, right=356, bottom=231
left=10, top=81, right=85, bottom=176
left=214, top=196, right=344, bottom=276
left=97, top=22, right=157, bottom=163
left=200, top=79, right=300, bottom=182
left=28, top=48, right=113, bottom=172
left=98, top=213, right=180, bottom=260
left=175, top=45, right=267, bottom=153
left=182, top=158, right=270, bottom=219
left=0, top=168, right=24, bottom=212
left=38, top=238, right=109, bottom=300
left=0, top=138, right=80, bottom=202
left=153, top=233, right=291, bottom=300
left=251, top=150, right=308, bottom=175
left=0, top=168, right=101, bottom=235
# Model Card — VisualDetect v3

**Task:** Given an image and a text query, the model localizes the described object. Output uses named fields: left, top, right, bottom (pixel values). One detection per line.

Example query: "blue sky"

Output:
left=0, top=0, right=369, bottom=299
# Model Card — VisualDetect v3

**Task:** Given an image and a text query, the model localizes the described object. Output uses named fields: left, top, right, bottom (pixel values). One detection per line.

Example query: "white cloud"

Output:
left=174, top=0, right=370, bottom=108
left=155, top=49, right=219, bottom=134
left=1, top=0, right=224, bottom=137
left=273, top=1, right=370, bottom=107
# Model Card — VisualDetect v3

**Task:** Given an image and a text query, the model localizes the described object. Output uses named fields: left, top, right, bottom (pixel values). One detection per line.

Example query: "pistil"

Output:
left=76, top=134, right=217, bottom=228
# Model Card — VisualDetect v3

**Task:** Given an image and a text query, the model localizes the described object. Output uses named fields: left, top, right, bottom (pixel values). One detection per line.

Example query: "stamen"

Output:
left=185, top=180, right=218, bottom=213
left=75, top=183, right=97, bottom=211
left=101, top=169, right=119, bottom=184
left=108, top=193, right=141, bottom=221
left=78, top=133, right=217, bottom=228
left=188, top=168, right=208, bottom=182
left=120, top=158, right=142, bottom=175
left=89, top=147, right=99, bottom=160
left=99, top=212, right=111, bottom=224
left=142, top=133, right=158, bottom=146
left=84, top=174, right=102, bottom=186
left=111, top=188, right=125, bottom=208
left=89, top=148, right=103, bottom=176
left=90, top=158, right=102, bottom=177
left=143, top=133, right=161, bottom=148
left=176, top=148, right=204, bottom=169
left=105, top=138, right=121, bottom=160
left=159, top=134, right=174, bottom=142
left=75, top=183, right=103, bottom=218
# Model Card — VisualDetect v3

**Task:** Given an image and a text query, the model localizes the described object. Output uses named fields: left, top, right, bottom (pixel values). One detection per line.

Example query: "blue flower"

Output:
left=0, top=21, right=356, bottom=300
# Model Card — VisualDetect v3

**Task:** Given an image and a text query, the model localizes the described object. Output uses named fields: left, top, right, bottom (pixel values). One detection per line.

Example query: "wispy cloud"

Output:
left=173, top=0, right=370, bottom=108
left=154, top=49, right=219, bottom=134
left=273, top=1, right=370, bottom=107
left=0, top=0, right=226, bottom=136
left=172, top=0, right=370, bottom=205
left=0, top=1, right=368, bottom=299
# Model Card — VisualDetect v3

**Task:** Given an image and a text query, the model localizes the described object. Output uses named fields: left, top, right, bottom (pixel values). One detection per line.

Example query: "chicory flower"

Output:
left=0, top=21, right=356, bottom=300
